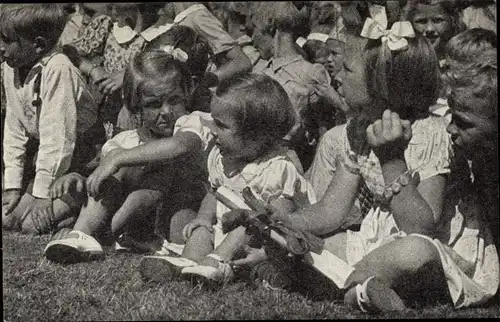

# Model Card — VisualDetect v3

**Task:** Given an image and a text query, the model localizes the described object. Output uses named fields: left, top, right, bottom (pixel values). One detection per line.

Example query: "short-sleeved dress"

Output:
left=338, top=114, right=499, bottom=308
left=207, top=145, right=317, bottom=248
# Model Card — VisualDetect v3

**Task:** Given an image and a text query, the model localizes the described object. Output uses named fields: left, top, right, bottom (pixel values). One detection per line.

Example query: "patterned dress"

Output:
left=70, top=15, right=148, bottom=133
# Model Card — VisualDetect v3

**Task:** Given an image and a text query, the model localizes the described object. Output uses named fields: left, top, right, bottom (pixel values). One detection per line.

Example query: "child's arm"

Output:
left=368, top=111, right=447, bottom=235
left=210, top=46, right=252, bottom=83
left=182, top=192, right=217, bottom=241
left=2, top=101, right=28, bottom=215
left=190, top=7, right=252, bottom=81
left=86, top=131, right=202, bottom=197
left=273, top=160, right=361, bottom=236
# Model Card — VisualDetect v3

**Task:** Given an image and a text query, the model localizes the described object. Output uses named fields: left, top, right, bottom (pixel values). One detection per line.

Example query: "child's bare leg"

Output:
left=198, top=226, right=250, bottom=268
left=341, top=236, right=446, bottom=312
left=345, top=236, right=444, bottom=292
left=181, top=227, right=214, bottom=262
left=111, top=189, right=163, bottom=238
left=169, top=209, right=198, bottom=244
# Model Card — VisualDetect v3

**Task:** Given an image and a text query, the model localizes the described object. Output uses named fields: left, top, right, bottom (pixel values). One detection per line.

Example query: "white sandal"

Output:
left=181, top=254, right=235, bottom=284
left=345, top=276, right=407, bottom=313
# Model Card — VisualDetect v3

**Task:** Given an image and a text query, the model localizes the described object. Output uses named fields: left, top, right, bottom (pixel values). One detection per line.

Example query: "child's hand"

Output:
left=96, top=70, right=125, bottom=96
left=314, top=84, right=350, bottom=114
left=86, top=155, right=121, bottom=198
left=366, top=110, right=412, bottom=164
left=22, top=197, right=53, bottom=228
left=2, top=189, right=22, bottom=216
left=182, top=217, right=214, bottom=241
left=89, top=66, right=108, bottom=84
left=49, top=173, right=86, bottom=199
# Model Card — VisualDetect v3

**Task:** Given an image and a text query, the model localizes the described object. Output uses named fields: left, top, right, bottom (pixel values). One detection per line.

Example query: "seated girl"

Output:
left=44, top=27, right=212, bottom=263
left=226, top=6, right=498, bottom=313
left=139, top=74, right=317, bottom=285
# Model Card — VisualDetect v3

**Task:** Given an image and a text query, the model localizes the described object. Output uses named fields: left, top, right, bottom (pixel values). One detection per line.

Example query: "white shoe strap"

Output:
left=356, top=276, right=375, bottom=313
left=206, top=253, right=225, bottom=263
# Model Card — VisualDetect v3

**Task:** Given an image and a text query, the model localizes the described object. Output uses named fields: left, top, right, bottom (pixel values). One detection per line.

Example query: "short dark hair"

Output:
left=445, top=28, right=497, bottom=63
left=0, top=4, right=68, bottom=49
left=214, top=73, right=296, bottom=143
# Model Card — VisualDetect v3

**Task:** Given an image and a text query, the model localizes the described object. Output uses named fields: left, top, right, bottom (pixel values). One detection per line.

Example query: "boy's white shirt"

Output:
left=173, top=4, right=206, bottom=24
left=2, top=52, right=99, bottom=198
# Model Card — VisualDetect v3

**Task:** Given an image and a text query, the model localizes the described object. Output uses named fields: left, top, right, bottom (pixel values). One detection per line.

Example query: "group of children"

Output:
left=1, top=1, right=498, bottom=314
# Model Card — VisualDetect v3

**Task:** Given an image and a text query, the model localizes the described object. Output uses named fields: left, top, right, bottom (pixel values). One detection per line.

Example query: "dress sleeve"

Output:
left=70, top=15, right=113, bottom=58
left=306, top=124, right=345, bottom=199
left=173, top=112, right=214, bottom=152
left=405, top=115, right=453, bottom=181
left=189, top=8, right=237, bottom=55
left=249, top=160, right=318, bottom=207
left=100, top=130, right=141, bottom=158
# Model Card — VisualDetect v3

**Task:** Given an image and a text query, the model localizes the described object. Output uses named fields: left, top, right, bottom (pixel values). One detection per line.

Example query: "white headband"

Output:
left=296, top=33, right=331, bottom=48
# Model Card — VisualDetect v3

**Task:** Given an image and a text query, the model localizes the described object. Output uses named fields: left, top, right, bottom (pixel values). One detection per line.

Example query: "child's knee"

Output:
left=169, top=209, right=198, bottom=244
left=395, top=236, right=440, bottom=274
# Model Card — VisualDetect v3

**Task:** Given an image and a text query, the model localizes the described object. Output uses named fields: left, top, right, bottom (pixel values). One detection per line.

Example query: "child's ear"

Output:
left=33, top=36, right=48, bottom=55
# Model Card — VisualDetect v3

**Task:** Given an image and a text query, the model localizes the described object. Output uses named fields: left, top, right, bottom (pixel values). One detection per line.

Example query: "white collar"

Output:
left=113, top=22, right=174, bottom=44
left=174, top=4, right=206, bottom=24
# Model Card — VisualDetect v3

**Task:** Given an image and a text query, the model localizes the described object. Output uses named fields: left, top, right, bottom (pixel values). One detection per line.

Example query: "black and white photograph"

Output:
left=1, top=1, right=498, bottom=320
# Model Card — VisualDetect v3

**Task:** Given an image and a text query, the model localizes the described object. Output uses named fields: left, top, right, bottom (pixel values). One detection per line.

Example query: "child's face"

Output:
left=335, top=38, right=372, bottom=117
left=446, top=87, right=497, bottom=154
left=0, top=31, right=39, bottom=69
left=210, top=97, right=264, bottom=162
left=411, top=4, right=453, bottom=55
left=140, top=82, right=188, bottom=137
left=315, top=39, right=344, bottom=78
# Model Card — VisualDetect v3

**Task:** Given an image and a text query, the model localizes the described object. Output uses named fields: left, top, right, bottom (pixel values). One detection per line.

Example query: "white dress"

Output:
left=338, top=114, right=499, bottom=308
left=207, top=146, right=317, bottom=247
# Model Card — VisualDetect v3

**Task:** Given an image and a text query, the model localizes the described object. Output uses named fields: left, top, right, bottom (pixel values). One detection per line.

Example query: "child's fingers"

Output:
left=382, top=109, right=392, bottom=133
left=390, top=111, right=402, bottom=136
left=76, top=178, right=85, bottom=194
left=401, top=119, right=412, bottom=141
left=62, top=179, right=72, bottom=196
left=182, top=223, right=194, bottom=240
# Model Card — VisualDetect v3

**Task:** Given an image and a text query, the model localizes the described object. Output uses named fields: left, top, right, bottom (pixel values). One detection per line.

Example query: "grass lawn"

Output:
left=3, top=231, right=500, bottom=321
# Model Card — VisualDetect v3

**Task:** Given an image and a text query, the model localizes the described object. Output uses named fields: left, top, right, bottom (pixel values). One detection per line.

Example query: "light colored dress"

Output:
left=338, top=114, right=499, bottom=308
left=207, top=145, right=317, bottom=247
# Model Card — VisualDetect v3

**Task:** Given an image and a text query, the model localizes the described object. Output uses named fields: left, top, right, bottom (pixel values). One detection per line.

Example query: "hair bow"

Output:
left=163, top=45, right=188, bottom=63
left=360, top=5, right=415, bottom=52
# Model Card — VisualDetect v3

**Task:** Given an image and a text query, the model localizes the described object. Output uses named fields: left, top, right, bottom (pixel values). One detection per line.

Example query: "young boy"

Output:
left=1, top=4, right=100, bottom=234
left=251, top=2, right=332, bottom=171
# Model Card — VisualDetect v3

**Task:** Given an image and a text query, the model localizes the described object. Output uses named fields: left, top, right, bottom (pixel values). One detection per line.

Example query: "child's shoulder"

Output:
left=411, top=114, right=451, bottom=143
left=42, top=52, right=80, bottom=75
left=282, top=57, right=331, bottom=85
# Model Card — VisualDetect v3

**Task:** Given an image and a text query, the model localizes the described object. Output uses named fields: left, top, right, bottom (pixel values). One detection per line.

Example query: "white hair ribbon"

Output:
left=296, top=33, right=330, bottom=48
left=162, top=45, right=188, bottom=63
left=360, top=5, right=415, bottom=52
left=296, top=37, right=307, bottom=47
left=308, top=33, right=330, bottom=43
